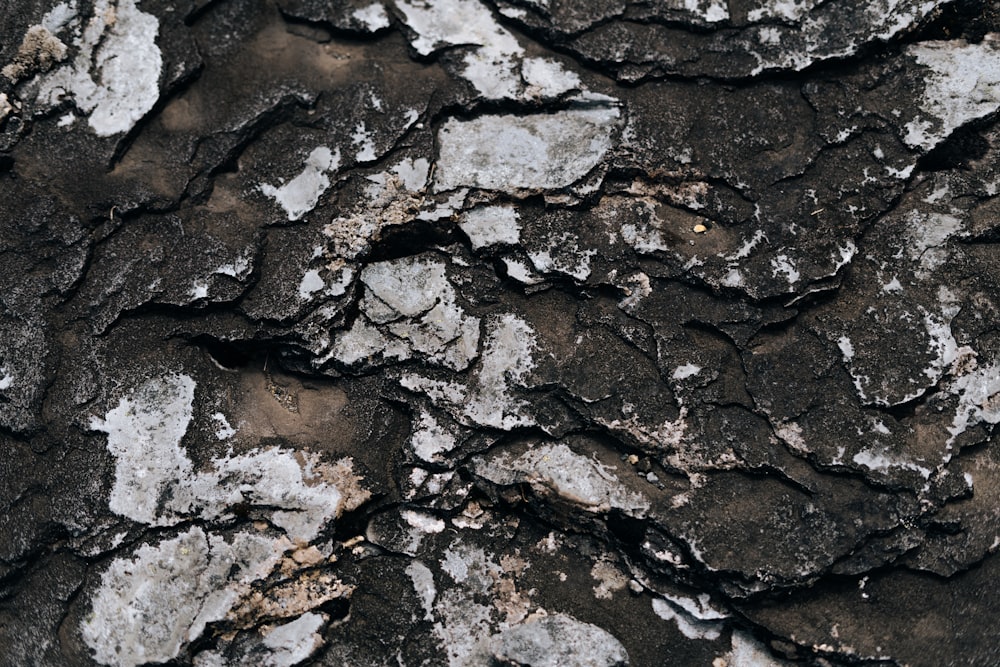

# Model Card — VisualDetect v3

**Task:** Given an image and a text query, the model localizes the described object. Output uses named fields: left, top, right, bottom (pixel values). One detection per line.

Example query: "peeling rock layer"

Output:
left=2, top=1, right=1000, bottom=666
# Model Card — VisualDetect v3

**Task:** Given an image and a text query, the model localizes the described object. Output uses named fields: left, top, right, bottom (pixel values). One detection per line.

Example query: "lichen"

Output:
left=32, top=0, right=163, bottom=136
left=434, top=102, right=620, bottom=192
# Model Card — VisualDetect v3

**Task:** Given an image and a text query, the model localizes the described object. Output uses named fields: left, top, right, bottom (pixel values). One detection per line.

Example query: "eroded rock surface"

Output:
left=3, top=1, right=1000, bottom=665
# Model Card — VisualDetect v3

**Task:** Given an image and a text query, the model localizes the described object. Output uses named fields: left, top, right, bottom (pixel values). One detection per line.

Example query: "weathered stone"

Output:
left=3, top=1, right=1000, bottom=666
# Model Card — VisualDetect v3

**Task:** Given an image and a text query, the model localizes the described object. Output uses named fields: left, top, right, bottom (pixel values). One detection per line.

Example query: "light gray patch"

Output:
left=903, top=36, right=1000, bottom=151
left=81, top=527, right=284, bottom=667
left=489, top=613, right=629, bottom=667
left=434, top=102, right=620, bottom=191
left=31, top=0, right=163, bottom=136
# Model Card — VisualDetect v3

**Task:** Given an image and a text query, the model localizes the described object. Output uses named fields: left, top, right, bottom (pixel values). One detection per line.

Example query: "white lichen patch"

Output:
left=434, top=545, right=510, bottom=665
left=945, top=360, right=1000, bottom=446
left=685, top=0, right=730, bottom=22
left=259, top=612, right=329, bottom=667
left=434, top=103, right=620, bottom=192
left=395, top=0, right=580, bottom=101
left=334, top=256, right=481, bottom=370
left=473, top=443, right=650, bottom=515
left=725, top=629, right=786, bottom=666
left=672, top=364, right=702, bottom=380
left=721, top=268, right=745, bottom=288
left=503, top=258, right=544, bottom=285
left=596, top=406, right=689, bottom=458
left=744, top=1, right=946, bottom=75
left=462, top=314, right=536, bottom=429
left=747, top=0, right=819, bottom=23
left=396, top=0, right=517, bottom=57
left=620, top=201, right=671, bottom=253
left=922, top=307, right=966, bottom=384
left=392, top=314, right=535, bottom=429
left=211, top=412, right=236, bottom=440
left=352, top=3, right=390, bottom=30
left=173, top=448, right=366, bottom=542
left=838, top=299, right=967, bottom=408
left=433, top=589, right=495, bottom=667
left=621, top=222, right=670, bottom=254
left=40, top=1, right=78, bottom=34
left=726, top=229, right=768, bottom=263
left=399, top=374, right=467, bottom=404
left=459, top=205, right=521, bottom=249
left=770, top=254, right=800, bottom=285
left=89, top=374, right=370, bottom=541
left=84, top=373, right=370, bottom=665
left=0, top=367, right=13, bottom=391
left=215, top=252, right=254, bottom=280
left=351, top=122, right=377, bottom=162
left=391, top=157, right=431, bottom=191
left=651, top=597, right=723, bottom=640
left=905, top=209, right=963, bottom=273
left=903, top=35, right=1000, bottom=151
left=488, top=613, right=630, bottom=667
left=298, top=269, right=325, bottom=300
left=361, top=257, right=450, bottom=320
left=441, top=542, right=502, bottom=589
left=661, top=590, right=728, bottom=623
left=528, top=232, right=596, bottom=281
left=332, top=316, right=399, bottom=366
left=404, top=509, right=448, bottom=536
left=521, top=57, right=581, bottom=97
left=31, top=0, right=163, bottom=137
left=396, top=0, right=523, bottom=98
left=189, top=281, right=209, bottom=300
left=852, top=447, right=932, bottom=479
left=882, top=276, right=904, bottom=293
left=590, top=557, right=629, bottom=599
left=82, top=527, right=286, bottom=667
left=405, top=468, right=455, bottom=501
left=260, top=147, right=341, bottom=221
left=88, top=374, right=196, bottom=525
left=407, top=560, right=438, bottom=621
left=830, top=242, right=857, bottom=275
left=409, top=412, right=460, bottom=463
left=406, top=530, right=628, bottom=667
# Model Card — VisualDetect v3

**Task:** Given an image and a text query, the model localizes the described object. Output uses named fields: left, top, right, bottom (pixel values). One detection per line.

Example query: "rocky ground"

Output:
left=2, top=1, right=1000, bottom=665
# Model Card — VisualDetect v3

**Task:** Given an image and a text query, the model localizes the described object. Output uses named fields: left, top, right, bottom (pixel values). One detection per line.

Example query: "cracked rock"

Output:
left=3, top=1, right=1000, bottom=666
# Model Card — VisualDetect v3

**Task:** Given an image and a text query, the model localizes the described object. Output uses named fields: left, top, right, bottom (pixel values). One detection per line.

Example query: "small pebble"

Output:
left=646, top=472, right=659, bottom=483
left=693, top=223, right=708, bottom=233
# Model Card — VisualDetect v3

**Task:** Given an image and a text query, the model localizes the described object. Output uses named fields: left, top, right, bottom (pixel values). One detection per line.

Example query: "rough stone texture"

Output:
left=2, top=1, right=1000, bottom=666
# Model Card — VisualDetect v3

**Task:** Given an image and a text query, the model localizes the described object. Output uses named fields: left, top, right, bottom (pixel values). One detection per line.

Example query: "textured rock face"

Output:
left=2, top=1, right=1000, bottom=665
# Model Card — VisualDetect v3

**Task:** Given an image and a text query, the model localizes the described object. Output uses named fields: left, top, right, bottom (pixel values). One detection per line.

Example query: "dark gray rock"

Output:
left=3, top=1, right=1000, bottom=666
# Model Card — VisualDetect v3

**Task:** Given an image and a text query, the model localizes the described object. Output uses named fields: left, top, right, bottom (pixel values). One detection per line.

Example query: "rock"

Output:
left=2, top=1, right=1000, bottom=666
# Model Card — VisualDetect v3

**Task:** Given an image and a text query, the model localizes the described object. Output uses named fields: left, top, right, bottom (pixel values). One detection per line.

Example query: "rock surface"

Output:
left=2, top=1, right=1000, bottom=666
